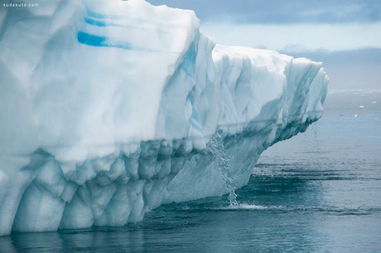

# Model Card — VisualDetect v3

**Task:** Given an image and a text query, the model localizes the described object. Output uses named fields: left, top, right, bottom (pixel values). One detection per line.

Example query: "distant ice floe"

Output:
left=329, top=89, right=381, bottom=95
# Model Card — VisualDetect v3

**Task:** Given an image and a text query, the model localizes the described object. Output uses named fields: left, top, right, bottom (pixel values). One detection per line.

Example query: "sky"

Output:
left=147, top=0, right=381, bottom=51
left=148, top=0, right=381, bottom=90
left=149, top=0, right=381, bottom=24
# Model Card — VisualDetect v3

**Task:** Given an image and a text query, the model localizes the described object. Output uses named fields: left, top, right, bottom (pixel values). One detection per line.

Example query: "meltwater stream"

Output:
left=1, top=92, right=380, bottom=252
left=207, top=130, right=239, bottom=207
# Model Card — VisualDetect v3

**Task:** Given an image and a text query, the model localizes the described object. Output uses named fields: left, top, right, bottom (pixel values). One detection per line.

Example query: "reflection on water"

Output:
left=1, top=93, right=381, bottom=252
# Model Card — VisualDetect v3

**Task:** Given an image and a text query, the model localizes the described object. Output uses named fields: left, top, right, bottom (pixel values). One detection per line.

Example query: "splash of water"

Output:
left=208, top=129, right=239, bottom=207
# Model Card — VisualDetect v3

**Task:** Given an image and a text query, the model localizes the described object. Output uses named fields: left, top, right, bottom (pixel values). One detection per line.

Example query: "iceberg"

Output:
left=0, top=0, right=328, bottom=235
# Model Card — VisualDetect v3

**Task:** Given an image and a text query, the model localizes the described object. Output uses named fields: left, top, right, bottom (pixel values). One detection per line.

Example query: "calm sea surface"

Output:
left=1, top=91, right=381, bottom=252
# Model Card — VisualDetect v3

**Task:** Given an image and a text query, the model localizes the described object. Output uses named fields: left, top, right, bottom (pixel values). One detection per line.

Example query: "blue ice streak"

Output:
left=84, top=17, right=107, bottom=27
left=77, top=31, right=107, bottom=47
left=86, top=9, right=107, bottom=19
left=77, top=31, right=131, bottom=49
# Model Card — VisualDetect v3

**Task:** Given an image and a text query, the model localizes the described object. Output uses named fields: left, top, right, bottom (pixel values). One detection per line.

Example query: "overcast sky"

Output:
left=149, top=0, right=381, bottom=24
left=148, top=0, right=381, bottom=51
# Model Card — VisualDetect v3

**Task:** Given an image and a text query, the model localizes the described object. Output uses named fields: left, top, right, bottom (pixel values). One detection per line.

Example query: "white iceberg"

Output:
left=0, top=0, right=328, bottom=235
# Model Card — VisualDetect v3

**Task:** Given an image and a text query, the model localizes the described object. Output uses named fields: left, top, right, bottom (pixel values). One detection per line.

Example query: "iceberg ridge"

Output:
left=0, top=0, right=328, bottom=235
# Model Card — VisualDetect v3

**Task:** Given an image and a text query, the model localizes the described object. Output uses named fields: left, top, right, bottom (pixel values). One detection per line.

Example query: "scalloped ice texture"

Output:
left=0, top=0, right=328, bottom=235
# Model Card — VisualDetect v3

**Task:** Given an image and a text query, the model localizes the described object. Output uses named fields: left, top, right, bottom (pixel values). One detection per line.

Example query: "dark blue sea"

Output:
left=1, top=91, right=380, bottom=253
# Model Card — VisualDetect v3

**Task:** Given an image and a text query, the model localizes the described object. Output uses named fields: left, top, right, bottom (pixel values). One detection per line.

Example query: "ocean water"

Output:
left=1, top=91, right=380, bottom=253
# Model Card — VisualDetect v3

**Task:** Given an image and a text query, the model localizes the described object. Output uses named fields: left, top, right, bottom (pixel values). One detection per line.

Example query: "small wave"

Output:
left=212, top=203, right=283, bottom=211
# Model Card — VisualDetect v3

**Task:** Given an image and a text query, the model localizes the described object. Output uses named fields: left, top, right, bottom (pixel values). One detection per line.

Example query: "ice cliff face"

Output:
left=0, top=0, right=328, bottom=235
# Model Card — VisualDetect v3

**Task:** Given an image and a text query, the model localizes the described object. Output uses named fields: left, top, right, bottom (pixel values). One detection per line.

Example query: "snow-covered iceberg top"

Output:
left=0, top=0, right=328, bottom=235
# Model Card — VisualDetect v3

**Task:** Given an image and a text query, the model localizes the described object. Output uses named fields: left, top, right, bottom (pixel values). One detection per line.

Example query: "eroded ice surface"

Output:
left=0, top=0, right=328, bottom=235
